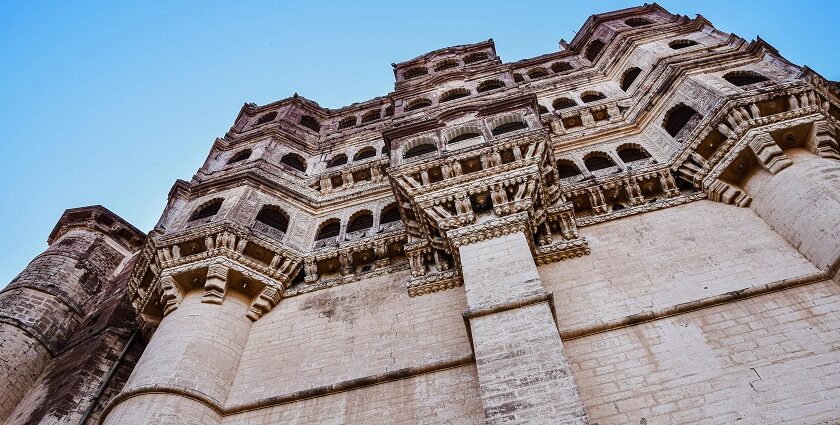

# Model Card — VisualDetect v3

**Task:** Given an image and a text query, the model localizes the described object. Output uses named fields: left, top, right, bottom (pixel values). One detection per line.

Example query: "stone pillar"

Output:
left=0, top=207, right=141, bottom=422
left=102, top=284, right=252, bottom=425
left=743, top=148, right=840, bottom=272
left=456, top=224, right=588, bottom=424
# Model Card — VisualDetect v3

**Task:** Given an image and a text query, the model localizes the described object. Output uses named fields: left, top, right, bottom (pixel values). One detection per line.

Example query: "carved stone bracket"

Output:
left=748, top=134, right=792, bottom=174
left=203, top=263, right=228, bottom=304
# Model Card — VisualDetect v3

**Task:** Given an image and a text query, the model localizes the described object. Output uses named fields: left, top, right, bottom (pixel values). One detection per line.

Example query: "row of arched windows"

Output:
left=314, top=203, right=402, bottom=241
left=401, top=52, right=491, bottom=81
left=188, top=200, right=290, bottom=235
left=224, top=145, right=382, bottom=174
left=403, top=79, right=507, bottom=113
left=325, top=147, right=379, bottom=169
left=557, top=145, right=653, bottom=179
left=402, top=114, right=530, bottom=160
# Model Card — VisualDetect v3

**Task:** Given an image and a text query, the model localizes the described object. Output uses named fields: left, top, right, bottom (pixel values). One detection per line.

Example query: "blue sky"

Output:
left=0, top=1, right=837, bottom=286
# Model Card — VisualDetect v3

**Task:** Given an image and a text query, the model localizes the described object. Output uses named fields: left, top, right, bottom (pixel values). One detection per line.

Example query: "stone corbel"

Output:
left=374, top=241, right=391, bottom=268
left=246, top=286, right=282, bottom=321
left=338, top=252, right=354, bottom=276
left=706, top=179, right=751, bottom=207
left=303, top=257, right=318, bottom=284
left=658, top=170, right=682, bottom=198
left=202, top=263, right=229, bottom=304
left=625, top=178, right=646, bottom=206
left=748, top=133, right=792, bottom=174
left=807, top=120, right=840, bottom=160
left=587, top=187, right=608, bottom=215
left=159, top=275, right=184, bottom=316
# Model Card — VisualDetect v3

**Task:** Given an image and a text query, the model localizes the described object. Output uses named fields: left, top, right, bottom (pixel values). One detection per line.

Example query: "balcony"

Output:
left=251, top=220, right=286, bottom=242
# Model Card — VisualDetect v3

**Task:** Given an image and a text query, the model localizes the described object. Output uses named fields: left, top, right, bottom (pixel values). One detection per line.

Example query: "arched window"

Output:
left=584, top=153, right=617, bottom=172
left=669, top=39, right=698, bottom=50
left=557, top=160, right=582, bottom=179
left=513, top=73, right=524, bottom=82
left=538, top=105, right=549, bottom=114
left=551, top=62, right=573, bottom=73
left=527, top=68, right=549, bottom=79
left=440, top=88, right=470, bottom=102
left=404, top=67, right=428, bottom=80
left=663, top=104, right=700, bottom=138
left=585, top=40, right=605, bottom=61
left=338, top=116, right=357, bottom=129
left=354, top=147, right=377, bottom=161
left=463, top=52, right=488, bottom=64
left=447, top=126, right=482, bottom=144
left=492, top=120, right=528, bottom=136
left=621, top=67, right=642, bottom=91
left=190, top=200, right=222, bottom=222
left=315, top=220, right=340, bottom=240
left=327, top=154, right=347, bottom=168
left=581, top=91, right=606, bottom=103
left=552, top=97, right=577, bottom=111
left=617, top=145, right=651, bottom=163
left=228, top=149, right=251, bottom=165
left=434, top=60, right=459, bottom=72
left=256, top=111, right=277, bottom=125
left=361, top=109, right=381, bottom=123
left=625, top=17, right=652, bottom=27
left=280, top=153, right=307, bottom=173
left=346, top=212, right=373, bottom=233
left=299, top=115, right=321, bottom=132
left=380, top=203, right=401, bottom=225
left=477, top=79, right=505, bottom=93
left=255, top=206, right=289, bottom=233
left=384, top=105, right=394, bottom=116
left=404, top=143, right=437, bottom=159
left=723, top=71, right=769, bottom=87
left=406, top=98, right=432, bottom=111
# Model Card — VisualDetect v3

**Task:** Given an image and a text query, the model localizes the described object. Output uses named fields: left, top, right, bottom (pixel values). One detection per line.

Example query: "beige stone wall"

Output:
left=744, top=149, right=840, bottom=272
left=226, top=270, right=472, bottom=406
left=539, top=200, right=819, bottom=331
left=223, top=365, right=483, bottom=424
left=102, top=393, right=222, bottom=425
left=564, top=280, right=840, bottom=424
left=0, top=325, right=51, bottom=421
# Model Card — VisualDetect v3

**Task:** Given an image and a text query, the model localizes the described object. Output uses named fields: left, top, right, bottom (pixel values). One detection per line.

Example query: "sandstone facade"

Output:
left=1, top=4, right=839, bottom=424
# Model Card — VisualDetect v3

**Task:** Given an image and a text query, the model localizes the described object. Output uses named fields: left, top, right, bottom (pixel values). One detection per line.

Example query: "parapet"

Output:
left=47, top=205, right=146, bottom=251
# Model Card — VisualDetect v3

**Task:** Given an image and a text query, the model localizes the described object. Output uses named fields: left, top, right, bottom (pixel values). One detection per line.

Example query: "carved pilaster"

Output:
left=159, top=275, right=183, bottom=317
left=748, top=134, right=792, bottom=174
left=202, top=264, right=228, bottom=304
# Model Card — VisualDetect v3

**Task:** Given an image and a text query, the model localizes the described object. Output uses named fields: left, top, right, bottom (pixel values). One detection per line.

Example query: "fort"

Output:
left=1, top=3, right=839, bottom=424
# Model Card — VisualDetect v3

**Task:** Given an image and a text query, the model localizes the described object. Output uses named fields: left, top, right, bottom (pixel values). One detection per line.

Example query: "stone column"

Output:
left=102, top=274, right=253, bottom=425
left=454, top=218, right=588, bottom=424
left=743, top=148, right=840, bottom=272
left=0, top=207, right=140, bottom=422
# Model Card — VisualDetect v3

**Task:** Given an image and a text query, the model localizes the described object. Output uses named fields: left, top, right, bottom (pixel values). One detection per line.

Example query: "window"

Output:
left=255, top=206, right=289, bottom=233
left=538, top=105, right=549, bottom=114
left=256, top=111, right=277, bottom=125
left=477, top=79, right=505, bottom=93
left=581, top=91, right=606, bottom=103
left=315, top=220, right=341, bottom=240
left=723, top=71, right=769, bottom=87
left=346, top=212, right=373, bottom=233
left=621, top=67, right=642, bottom=91
left=190, top=200, right=222, bottom=222
left=663, top=103, right=700, bottom=138
left=384, top=105, right=394, bottom=116
left=527, top=68, right=549, bottom=79
left=492, top=120, right=528, bottom=136
left=449, top=132, right=481, bottom=144
left=404, top=143, right=437, bottom=159
left=513, top=73, right=524, bottom=82
left=228, top=149, right=251, bottom=165
left=327, top=154, right=347, bottom=168
left=434, top=60, right=459, bottom=72
left=299, top=115, right=321, bottom=132
left=380, top=203, right=401, bottom=224
left=585, top=40, right=605, bottom=61
left=669, top=39, right=698, bottom=50
left=440, top=88, right=470, bottom=102
left=354, top=147, right=377, bottom=161
left=405, top=98, right=432, bottom=111
left=625, top=17, right=652, bottom=27
left=338, top=116, right=357, bottom=129
left=617, top=145, right=651, bottom=163
left=557, top=160, right=582, bottom=179
left=404, top=67, right=428, bottom=79
left=584, top=153, right=616, bottom=172
left=550, top=62, right=573, bottom=73
left=361, top=109, right=381, bottom=124
left=463, top=52, right=488, bottom=64
left=280, top=153, right=307, bottom=173
left=552, top=97, right=577, bottom=111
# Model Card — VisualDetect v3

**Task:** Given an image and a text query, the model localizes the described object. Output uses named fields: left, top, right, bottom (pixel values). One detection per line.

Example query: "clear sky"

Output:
left=0, top=1, right=837, bottom=286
